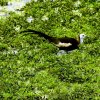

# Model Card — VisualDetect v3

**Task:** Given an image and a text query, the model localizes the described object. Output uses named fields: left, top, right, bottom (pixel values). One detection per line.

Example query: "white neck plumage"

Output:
left=80, top=37, right=84, bottom=44
left=79, top=34, right=86, bottom=44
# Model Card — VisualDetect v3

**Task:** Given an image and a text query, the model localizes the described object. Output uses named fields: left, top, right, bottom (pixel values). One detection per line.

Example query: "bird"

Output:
left=20, top=29, right=86, bottom=51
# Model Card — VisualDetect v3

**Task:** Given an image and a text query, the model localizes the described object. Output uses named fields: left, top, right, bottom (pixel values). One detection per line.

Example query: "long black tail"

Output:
left=21, top=29, right=56, bottom=43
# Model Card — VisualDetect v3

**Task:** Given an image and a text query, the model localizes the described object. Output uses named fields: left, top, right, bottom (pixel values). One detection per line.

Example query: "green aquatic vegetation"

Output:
left=0, top=0, right=100, bottom=99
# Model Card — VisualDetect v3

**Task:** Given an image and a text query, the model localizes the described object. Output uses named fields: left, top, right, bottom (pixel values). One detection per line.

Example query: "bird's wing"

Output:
left=56, top=42, right=72, bottom=47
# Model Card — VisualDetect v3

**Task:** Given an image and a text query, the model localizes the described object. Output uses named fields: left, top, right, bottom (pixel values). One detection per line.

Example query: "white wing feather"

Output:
left=56, top=42, right=72, bottom=47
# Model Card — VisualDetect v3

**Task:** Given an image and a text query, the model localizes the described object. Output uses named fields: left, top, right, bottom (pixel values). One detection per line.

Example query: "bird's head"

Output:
left=79, top=34, right=86, bottom=44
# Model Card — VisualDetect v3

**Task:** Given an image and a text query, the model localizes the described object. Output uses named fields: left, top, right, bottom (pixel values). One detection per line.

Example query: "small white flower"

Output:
left=13, top=50, right=18, bottom=54
left=74, top=0, right=81, bottom=7
left=71, top=19, right=75, bottom=22
left=42, top=15, right=49, bottom=21
left=72, top=10, right=82, bottom=17
left=14, top=26, right=20, bottom=32
left=27, top=16, right=34, bottom=23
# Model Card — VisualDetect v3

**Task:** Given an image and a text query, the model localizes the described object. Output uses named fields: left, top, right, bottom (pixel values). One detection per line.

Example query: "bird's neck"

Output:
left=80, top=38, right=84, bottom=44
left=77, top=35, right=83, bottom=44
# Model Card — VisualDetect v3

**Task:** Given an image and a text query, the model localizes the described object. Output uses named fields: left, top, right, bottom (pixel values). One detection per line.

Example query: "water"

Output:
left=0, top=0, right=31, bottom=18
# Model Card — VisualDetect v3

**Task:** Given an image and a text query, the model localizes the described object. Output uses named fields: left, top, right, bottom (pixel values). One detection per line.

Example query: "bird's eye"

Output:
left=82, top=34, right=85, bottom=36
